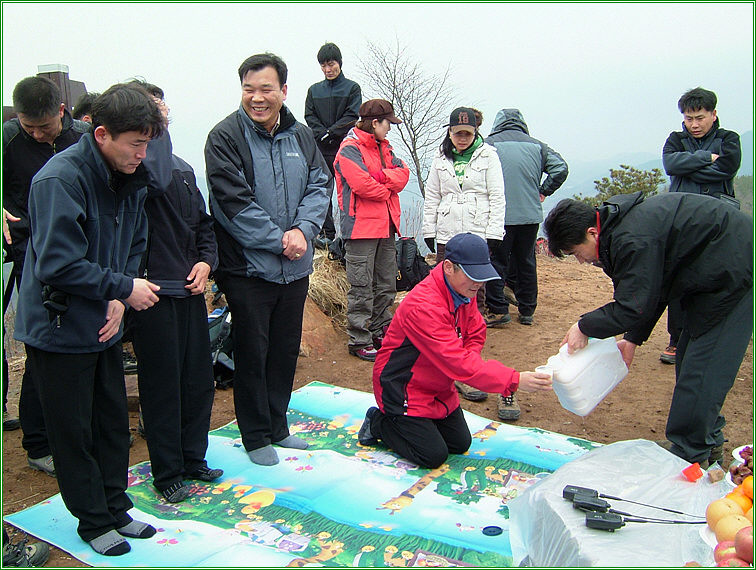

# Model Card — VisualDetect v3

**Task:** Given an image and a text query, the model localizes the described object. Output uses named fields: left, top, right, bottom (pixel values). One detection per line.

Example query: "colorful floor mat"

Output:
left=4, top=382, right=599, bottom=567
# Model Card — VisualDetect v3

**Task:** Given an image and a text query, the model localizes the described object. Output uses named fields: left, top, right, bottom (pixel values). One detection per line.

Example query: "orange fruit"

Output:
left=741, top=475, right=753, bottom=499
left=726, top=491, right=753, bottom=513
left=707, top=498, right=745, bottom=529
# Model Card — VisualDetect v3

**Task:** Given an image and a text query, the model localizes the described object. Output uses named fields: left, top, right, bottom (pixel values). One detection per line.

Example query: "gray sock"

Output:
left=274, top=435, right=309, bottom=450
left=88, top=529, right=130, bottom=556
left=247, top=445, right=279, bottom=466
left=116, top=520, right=156, bottom=539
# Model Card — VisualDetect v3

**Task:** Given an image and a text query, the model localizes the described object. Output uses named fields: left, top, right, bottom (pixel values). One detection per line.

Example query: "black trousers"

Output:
left=26, top=343, right=133, bottom=541
left=216, top=274, right=308, bottom=452
left=666, top=289, right=753, bottom=464
left=320, top=150, right=337, bottom=240
left=666, top=297, right=683, bottom=347
left=372, top=405, right=472, bottom=469
left=132, top=295, right=215, bottom=491
left=3, top=260, right=49, bottom=457
left=486, top=224, right=539, bottom=316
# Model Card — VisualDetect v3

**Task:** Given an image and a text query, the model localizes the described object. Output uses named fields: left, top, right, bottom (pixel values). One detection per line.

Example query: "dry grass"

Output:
left=308, top=252, right=349, bottom=331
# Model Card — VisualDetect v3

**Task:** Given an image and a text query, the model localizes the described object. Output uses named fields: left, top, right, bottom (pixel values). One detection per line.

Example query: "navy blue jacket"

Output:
left=14, top=133, right=148, bottom=353
left=140, top=152, right=217, bottom=296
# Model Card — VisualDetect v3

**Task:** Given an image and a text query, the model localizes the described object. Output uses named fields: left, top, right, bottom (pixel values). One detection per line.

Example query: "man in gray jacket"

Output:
left=205, top=53, right=330, bottom=467
left=484, top=109, right=567, bottom=420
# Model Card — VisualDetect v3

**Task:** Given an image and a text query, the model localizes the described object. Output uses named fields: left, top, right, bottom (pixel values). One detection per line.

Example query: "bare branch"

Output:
left=356, top=38, right=456, bottom=197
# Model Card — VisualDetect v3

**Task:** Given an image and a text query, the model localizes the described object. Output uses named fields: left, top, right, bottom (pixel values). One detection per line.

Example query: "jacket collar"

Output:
left=237, top=104, right=297, bottom=138
left=83, top=132, right=150, bottom=200
left=351, top=127, right=382, bottom=150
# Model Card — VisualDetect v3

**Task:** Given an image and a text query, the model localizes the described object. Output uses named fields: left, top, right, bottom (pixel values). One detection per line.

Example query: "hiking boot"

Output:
left=659, top=345, right=676, bottom=365
left=3, top=411, right=20, bottom=431
left=497, top=394, right=520, bottom=421
left=349, top=345, right=378, bottom=362
left=358, top=407, right=379, bottom=446
left=455, top=381, right=488, bottom=402
left=708, top=443, right=725, bottom=466
left=485, top=312, right=511, bottom=328
left=518, top=315, right=533, bottom=326
left=27, top=455, right=55, bottom=477
left=503, top=285, right=519, bottom=307
left=3, top=534, right=50, bottom=567
left=185, top=465, right=224, bottom=482
left=161, top=481, right=190, bottom=503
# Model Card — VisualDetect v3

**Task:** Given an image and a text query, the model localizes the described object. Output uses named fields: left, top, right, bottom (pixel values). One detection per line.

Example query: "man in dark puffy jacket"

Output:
left=660, top=87, right=741, bottom=366
left=545, top=192, right=752, bottom=468
left=129, top=81, right=223, bottom=504
left=14, top=83, right=165, bottom=556
left=305, top=42, right=362, bottom=246
left=205, top=53, right=330, bottom=467
left=2, top=76, right=89, bottom=469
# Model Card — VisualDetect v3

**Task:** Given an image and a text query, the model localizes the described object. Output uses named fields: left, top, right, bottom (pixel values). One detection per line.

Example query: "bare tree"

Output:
left=357, top=39, right=455, bottom=197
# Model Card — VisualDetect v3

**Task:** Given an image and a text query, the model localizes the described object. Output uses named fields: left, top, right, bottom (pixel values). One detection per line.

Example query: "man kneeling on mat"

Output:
left=358, top=233, right=552, bottom=468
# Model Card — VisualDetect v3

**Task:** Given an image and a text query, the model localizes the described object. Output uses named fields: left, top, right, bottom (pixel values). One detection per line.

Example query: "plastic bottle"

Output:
left=544, top=337, right=628, bottom=417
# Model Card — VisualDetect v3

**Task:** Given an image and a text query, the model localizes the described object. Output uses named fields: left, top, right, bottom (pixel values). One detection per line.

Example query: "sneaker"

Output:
left=27, top=455, right=55, bottom=477
left=503, top=285, right=519, bottom=307
left=518, top=315, right=533, bottom=326
left=659, top=345, right=676, bottom=365
left=185, top=465, right=224, bottom=482
left=485, top=312, right=511, bottom=328
left=349, top=345, right=378, bottom=362
left=161, top=481, right=190, bottom=503
left=455, top=381, right=488, bottom=402
left=123, top=351, right=138, bottom=375
left=497, top=394, right=521, bottom=421
left=372, top=325, right=390, bottom=350
left=3, top=411, right=20, bottom=431
left=358, top=407, right=379, bottom=446
left=3, top=534, right=50, bottom=567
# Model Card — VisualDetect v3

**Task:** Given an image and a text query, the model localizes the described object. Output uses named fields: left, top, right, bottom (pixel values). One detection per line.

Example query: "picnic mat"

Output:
left=4, top=381, right=599, bottom=567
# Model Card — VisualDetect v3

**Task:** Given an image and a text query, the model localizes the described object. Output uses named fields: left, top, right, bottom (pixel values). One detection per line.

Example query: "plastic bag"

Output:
left=508, top=439, right=730, bottom=567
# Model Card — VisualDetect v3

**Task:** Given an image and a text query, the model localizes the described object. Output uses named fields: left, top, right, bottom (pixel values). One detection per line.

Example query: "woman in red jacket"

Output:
left=334, top=100, right=410, bottom=361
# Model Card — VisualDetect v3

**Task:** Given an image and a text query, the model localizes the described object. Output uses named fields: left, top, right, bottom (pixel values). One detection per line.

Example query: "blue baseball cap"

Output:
left=444, top=233, right=500, bottom=282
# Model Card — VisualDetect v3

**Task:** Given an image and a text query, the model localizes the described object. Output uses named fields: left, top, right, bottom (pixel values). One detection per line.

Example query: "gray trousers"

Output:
left=666, top=289, right=753, bottom=464
left=345, top=237, right=396, bottom=348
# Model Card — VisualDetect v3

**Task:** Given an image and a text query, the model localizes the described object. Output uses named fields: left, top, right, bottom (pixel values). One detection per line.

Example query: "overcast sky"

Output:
left=3, top=2, right=753, bottom=181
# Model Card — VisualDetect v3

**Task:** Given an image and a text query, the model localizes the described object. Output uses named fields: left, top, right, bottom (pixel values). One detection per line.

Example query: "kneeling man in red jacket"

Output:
left=358, top=233, right=552, bottom=468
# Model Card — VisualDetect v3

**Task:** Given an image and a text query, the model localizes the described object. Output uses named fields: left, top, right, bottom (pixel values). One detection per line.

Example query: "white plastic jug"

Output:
left=544, top=337, right=628, bottom=417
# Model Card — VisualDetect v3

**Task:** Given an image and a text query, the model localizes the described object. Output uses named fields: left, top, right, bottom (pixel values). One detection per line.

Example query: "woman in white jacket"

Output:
left=423, top=107, right=505, bottom=272
left=422, top=107, right=506, bottom=403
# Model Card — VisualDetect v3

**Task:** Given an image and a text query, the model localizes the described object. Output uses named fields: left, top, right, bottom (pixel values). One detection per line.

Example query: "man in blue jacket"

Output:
left=659, top=87, right=741, bottom=366
left=14, top=83, right=165, bottom=556
left=305, top=42, right=362, bottom=246
left=205, top=53, right=330, bottom=467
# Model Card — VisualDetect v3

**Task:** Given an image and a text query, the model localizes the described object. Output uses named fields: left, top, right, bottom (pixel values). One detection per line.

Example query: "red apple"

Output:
left=734, top=525, right=753, bottom=564
left=716, top=557, right=750, bottom=567
left=715, top=541, right=738, bottom=563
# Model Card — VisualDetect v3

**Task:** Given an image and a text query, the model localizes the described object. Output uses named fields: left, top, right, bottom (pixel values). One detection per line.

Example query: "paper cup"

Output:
left=535, top=365, right=553, bottom=380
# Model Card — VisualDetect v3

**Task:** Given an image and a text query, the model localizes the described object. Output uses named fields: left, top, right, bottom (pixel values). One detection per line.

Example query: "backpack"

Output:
left=395, top=237, right=432, bottom=292
left=208, top=306, right=234, bottom=389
